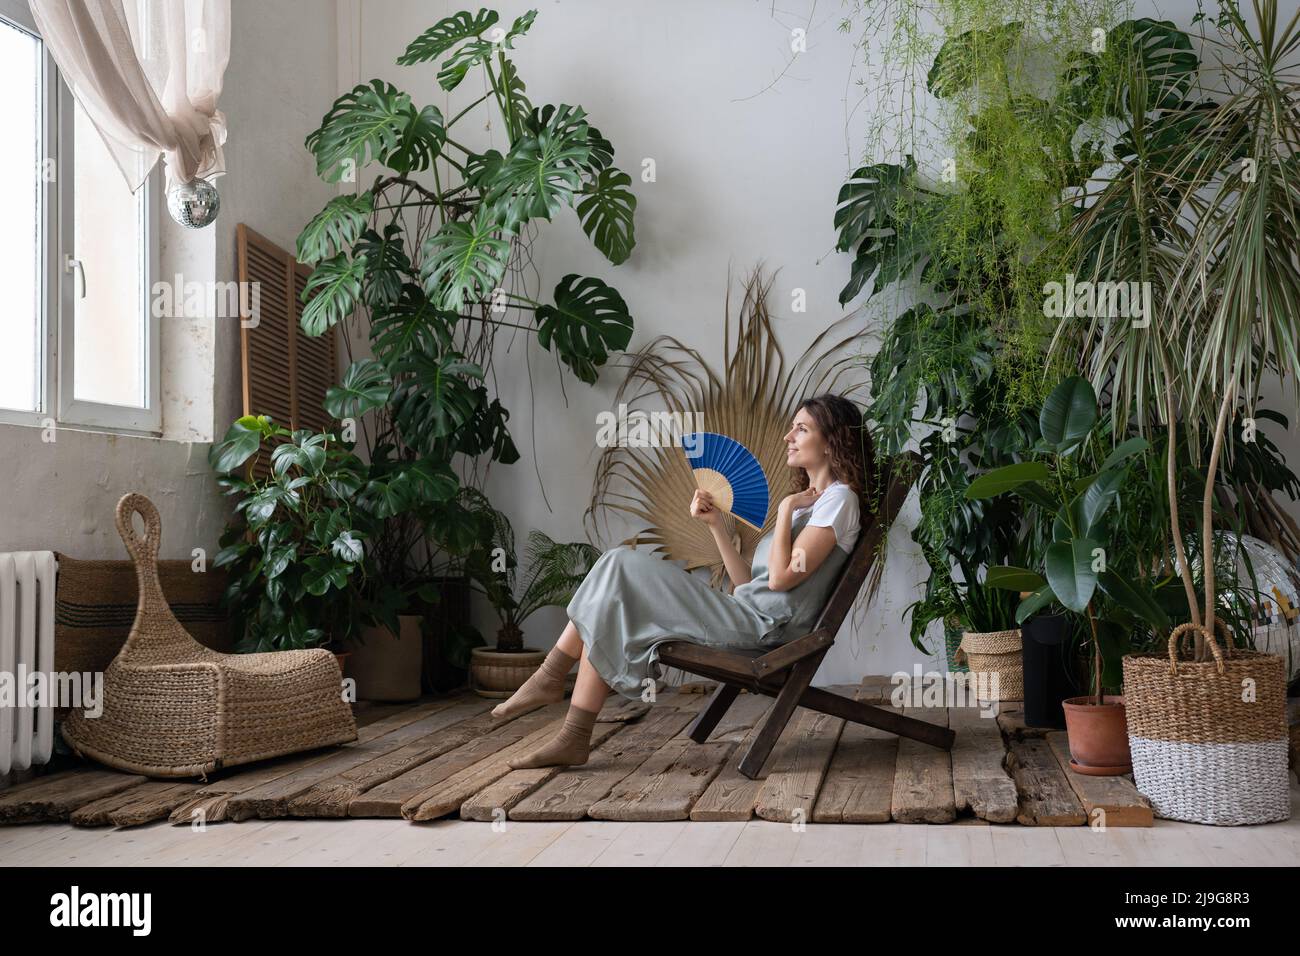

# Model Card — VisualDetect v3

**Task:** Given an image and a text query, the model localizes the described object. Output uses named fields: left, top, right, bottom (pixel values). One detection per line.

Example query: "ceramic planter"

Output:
left=1062, top=694, right=1131, bottom=775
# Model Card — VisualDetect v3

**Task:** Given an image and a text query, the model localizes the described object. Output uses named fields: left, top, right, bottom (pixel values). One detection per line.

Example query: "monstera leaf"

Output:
left=325, top=359, right=391, bottom=420
left=534, top=275, right=633, bottom=384
left=926, top=20, right=1024, bottom=98
left=297, top=194, right=373, bottom=265
left=301, top=252, right=365, bottom=336
left=388, top=349, right=486, bottom=455
left=576, top=167, right=636, bottom=265
left=488, top=106, right=592, bottom=227
left=354, top=224, right=413, bottom=309
left=834, top=158, right=934, bottom=305
left=419, top=207, right=513, bottom=312
left=396, top=9, right=500, bottom=64
left=369, top=284, right=457, bottom=367
left=306, top=80, right=442, bottom=181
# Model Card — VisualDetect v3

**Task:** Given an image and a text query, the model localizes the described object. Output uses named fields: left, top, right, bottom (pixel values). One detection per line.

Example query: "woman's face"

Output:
left=783, top=406, right=827, bottom=471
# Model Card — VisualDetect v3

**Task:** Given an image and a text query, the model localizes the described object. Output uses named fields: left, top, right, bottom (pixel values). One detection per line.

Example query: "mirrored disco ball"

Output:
left=1176, top=531, right=1300, bottom=679
left=167, top=178, right=220, bottom=228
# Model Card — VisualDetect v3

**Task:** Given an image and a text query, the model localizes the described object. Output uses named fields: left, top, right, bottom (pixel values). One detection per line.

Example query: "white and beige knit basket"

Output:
left=1122, top=621, right=1291, bottom=826
left=957, top=629, right=1023, bottom=701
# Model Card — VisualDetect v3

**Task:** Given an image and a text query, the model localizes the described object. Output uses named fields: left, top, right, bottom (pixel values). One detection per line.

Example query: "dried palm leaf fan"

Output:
left=585, top=266, right=874, bottom=591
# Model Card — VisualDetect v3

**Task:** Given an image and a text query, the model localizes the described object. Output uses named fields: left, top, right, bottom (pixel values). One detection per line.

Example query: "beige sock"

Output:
left=507, top=704, right=600, bottom=769
left=491, top=645, right=576, bottom=719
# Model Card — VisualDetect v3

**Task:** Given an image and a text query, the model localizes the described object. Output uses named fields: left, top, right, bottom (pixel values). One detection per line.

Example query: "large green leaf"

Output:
left=209, top=420, right=263, bottom=474
left=306, top=80, right=417, bottom=182
left=296, top=194, right=373, bottom=265
left=456, top=391, right=520, bottom=464
left=1015, top=585, right=1058, bottom=625
left=1092, top=18, right=1198, bottom=117
left=986, top=565, right=1047, bottom=591
left=396, top=9, right=499, bottom=65
left=1078, top=468, right=1126, bottom=535
left=1039, top=375, right=1097, bottom=453
left=926, top=20, right=1024, bottom=98
left=1098, top=569, right=1171, bottom=632
left=834, top=158, right=933, bottom=305
left=369, top=284, right=456, bottom=368
left=354, top=224, right=412, bottom=308
left=576, top=167, right=636, bottom=265
left=388, top=349, right=486, bottom=455
left=534, top=275, right=633, bottom=384
left=301, top=253, right=365, bottom=336
left=419, top=207, right=513, bottom=312
left=325, top=359, right=392, bottom=420
left=487, top=105, right=592, bottom=227
left=1099, top=436, right=1150, bottom=472
left=965, top=461, right=1052, bottom=499
left=1044, top=538, right=1102, bottom=612
left=385, top=104, right=446, bottom=174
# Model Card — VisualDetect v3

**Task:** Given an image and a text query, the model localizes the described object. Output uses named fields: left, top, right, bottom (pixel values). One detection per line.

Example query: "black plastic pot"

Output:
left=1021, top=613, right=1080, bottom=728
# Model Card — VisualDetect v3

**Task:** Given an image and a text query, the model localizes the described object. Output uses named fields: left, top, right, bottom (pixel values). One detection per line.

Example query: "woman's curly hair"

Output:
left=789, top=394, right=875, bottom=511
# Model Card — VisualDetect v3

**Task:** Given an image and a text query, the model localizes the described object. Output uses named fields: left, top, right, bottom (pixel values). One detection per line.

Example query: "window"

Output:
left=0, top=0, right=159, bottom=434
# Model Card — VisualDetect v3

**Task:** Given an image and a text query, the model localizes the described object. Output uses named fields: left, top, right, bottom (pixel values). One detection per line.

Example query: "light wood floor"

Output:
left=3, top=786, right=1298, bottom=866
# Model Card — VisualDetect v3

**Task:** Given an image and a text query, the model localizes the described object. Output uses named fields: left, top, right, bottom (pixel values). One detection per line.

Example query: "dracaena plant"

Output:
left=293, top=7, right=637, bottom=601
left=966, top=376, right=1173, bottom=703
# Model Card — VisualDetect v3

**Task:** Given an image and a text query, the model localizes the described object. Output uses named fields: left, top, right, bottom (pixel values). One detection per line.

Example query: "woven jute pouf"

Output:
left=958, top=629, right=1023, bottom=701
left=1122, top=621, right=1290, bottom=825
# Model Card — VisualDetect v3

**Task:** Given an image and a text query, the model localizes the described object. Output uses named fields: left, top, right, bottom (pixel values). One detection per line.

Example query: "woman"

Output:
left=492, top=393, right=873, bottom=769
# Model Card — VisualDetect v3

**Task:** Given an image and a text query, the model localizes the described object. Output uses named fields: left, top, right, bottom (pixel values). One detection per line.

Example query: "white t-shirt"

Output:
left=792, top=481, right=861, bottom=553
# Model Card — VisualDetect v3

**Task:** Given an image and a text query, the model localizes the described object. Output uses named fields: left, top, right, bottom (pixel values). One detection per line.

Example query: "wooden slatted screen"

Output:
left=236, top=224, right=338, bottom=477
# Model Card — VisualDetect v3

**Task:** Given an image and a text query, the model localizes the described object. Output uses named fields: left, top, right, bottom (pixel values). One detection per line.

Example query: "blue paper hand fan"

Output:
left=680, top=432, right=770, bottom=530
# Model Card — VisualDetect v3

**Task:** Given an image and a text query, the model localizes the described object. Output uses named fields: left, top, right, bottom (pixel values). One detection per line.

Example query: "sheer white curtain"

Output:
left=29, top=0, right=230, bottom=190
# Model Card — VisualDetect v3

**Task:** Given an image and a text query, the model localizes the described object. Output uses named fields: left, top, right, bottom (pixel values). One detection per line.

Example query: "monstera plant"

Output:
left=289, top=7, right=637, bottom=636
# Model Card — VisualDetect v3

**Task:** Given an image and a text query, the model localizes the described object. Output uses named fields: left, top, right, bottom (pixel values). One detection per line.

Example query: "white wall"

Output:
left=0, top=0, right=339, bottom=561
left=350, top=0, right=1300, bottom=686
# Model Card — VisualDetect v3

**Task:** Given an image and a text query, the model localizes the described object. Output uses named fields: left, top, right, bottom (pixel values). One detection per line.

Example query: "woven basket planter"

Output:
left=1122, top=621, right=1291, bottom=825
left=957, top=629, right=1023, bottom=701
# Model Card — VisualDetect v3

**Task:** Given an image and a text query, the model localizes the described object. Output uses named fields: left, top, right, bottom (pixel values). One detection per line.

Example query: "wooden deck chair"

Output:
left=657, top=452, right=955, bottom=779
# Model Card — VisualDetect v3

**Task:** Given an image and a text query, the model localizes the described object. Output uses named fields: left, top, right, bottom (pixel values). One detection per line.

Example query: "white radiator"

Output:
left=1, top=552, right=56, bottom=775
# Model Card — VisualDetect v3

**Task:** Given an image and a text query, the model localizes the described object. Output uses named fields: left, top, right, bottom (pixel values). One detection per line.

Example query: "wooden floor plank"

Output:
left=754, top=705, right=845, bottom=824
left=349, top=701, right=572, bottom=818
left=949, top=703, right=1018, bottom=823
left=509, top=699, right=703, bottom=821
left=587, top=737, right=734, bottom=821
left=1045, top=732, right=1153, bottom=827
left=407, top=720, right=630, bottom=821
left=70, top=781, right=201, bottom=828
left=813, top=686, right=898, bottom=823
left=222, top=697, right=499, bottom=820
left=1006, top=737, right=1087, bottom=826
left=0, top=769, right=147, bottom=824
left=891, top=706, right=956, bottom=823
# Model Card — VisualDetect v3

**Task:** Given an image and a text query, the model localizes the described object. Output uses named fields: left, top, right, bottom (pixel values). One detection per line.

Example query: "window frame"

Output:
left=0, top=0, right=161, bottom=436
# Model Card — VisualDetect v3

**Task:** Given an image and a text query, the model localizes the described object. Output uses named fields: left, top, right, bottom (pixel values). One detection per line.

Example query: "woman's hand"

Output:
left=690, top=489, right=723, bottom=527
left=783, top=485, right=822, bottom=512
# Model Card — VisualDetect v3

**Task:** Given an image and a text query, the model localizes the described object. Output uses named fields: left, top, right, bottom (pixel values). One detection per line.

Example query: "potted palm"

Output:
left=966, top=376, right=1169, bottom=774
left=461, top=501, right=600, bottom=697
left=949, top=559, right=1020, bottom=701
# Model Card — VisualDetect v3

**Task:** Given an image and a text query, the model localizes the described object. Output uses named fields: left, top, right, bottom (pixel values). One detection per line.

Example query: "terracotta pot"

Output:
left=470, top=646, right=545, bottom=699
left=1062, top=694, right=1131, bottom=775
left=345, top=614, right=423, bottom=702
left=332, top=650, right=352, bottom=680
